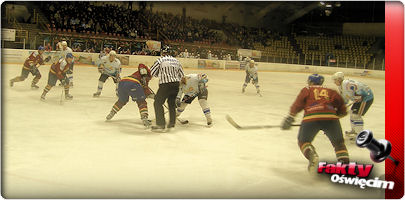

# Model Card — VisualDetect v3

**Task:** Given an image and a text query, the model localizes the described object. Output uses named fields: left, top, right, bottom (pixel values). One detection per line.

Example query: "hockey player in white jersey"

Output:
left=242, top=60, right=261, bottom=96
left=332, top=72, right=374, bottom=139
left=93, top=50, right=121, bottom=97
left=176, top=73, right=212, bottom=126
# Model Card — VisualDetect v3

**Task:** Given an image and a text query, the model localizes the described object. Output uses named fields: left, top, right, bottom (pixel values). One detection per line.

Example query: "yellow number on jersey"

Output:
left=314, top=89, right=329, bottom=100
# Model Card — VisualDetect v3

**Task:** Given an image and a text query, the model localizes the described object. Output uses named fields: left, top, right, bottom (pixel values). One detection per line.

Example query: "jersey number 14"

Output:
left=313, top=89, right=329, bottom=100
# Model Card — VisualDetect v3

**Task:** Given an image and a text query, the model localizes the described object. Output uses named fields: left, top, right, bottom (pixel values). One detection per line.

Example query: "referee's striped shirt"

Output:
left=150, top=56, right=184, bottom=84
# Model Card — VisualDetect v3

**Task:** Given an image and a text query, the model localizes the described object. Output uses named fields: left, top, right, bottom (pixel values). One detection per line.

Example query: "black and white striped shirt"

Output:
left=150, top=56, right=184, bottom=84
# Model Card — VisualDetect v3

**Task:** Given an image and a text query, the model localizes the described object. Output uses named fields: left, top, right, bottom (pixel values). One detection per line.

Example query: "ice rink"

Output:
left=2, top=63, right=386, bottom=198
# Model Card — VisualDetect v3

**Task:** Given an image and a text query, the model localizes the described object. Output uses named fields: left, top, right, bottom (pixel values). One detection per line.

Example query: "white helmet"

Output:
left=249, top=60, right=255, bottom=64
left=109, top=50, right=117, bottom=57
left=61, top=41, right=67, bottom=46
left=332, top=72, right=344, bottom=81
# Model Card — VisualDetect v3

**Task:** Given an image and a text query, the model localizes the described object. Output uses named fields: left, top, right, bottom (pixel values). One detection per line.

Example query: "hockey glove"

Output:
left=281, top=115, right=295, bottom=130
left=61, top=79, right=67, bottom=86
left=113, top=74, right=121, bottom=82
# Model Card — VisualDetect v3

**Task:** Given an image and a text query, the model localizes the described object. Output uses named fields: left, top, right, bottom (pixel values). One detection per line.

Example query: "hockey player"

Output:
left=332, top=72, right=374, bottom=139
left=40, top=53, right=74, bottom=100
left=93, top=50, right=121, bottom=97
left=281, top=74, right=349, bottom=173
left=106, top=64, right=154, bottom=127
left=242, top=59, right=261, bottom=96
left=58, top=41, right=74, bottom=86
left=176, top=73, right=212, bottom=126
left=10, top=46, right=50, bottom=89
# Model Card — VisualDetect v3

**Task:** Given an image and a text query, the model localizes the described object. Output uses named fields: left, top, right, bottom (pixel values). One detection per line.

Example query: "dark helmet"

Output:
left=308, top=74, right=324, bottom=85
left=66, top=53, right=74, bottom=59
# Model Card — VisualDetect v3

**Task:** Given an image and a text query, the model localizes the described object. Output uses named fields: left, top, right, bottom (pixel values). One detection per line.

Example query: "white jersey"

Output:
left=53, top=47, right=73, bottom=64
left=178, top=74, right=207, bottom=97
left=60, top=47, right=73, bottom=59
left=339, top=79, right=374, bottom=103
left=99, top=56, right=121, bottom=76
left=55, top=58, right=69, bottom=71
left=246, top=65, right=258, bottom=79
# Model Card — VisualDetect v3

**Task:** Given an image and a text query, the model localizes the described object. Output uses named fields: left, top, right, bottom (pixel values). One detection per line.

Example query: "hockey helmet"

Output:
left=332, top=72, right=344, bottom=81
left=138, top=63, right=150, bottom=76
left=109, top=50, right=117, bottom=57
left=38, top=46, right=45, bottom=51
left=66, top=53, right=74, bottom=59
left=308, top=74, right=324, bottom=85
left=61, top=41, right=68, bottom=46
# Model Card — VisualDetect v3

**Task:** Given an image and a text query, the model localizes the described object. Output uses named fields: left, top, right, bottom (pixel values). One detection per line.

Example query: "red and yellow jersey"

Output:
left=120, top=72, right=152, bottom=96
left=23, top=51, right=44, bottom=70
left=290, top=85, right=347, bottom=122
left=50, top=58, right=70, bottom=79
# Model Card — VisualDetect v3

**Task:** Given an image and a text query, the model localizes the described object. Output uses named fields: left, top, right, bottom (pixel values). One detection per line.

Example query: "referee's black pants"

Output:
left=154, top=82, right=180, bottom=127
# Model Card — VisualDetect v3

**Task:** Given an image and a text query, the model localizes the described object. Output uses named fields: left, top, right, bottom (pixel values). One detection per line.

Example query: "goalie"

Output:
left=10, top=46, right=51, bottom=89
left=93, top=50, right=121, bottom=97
left=176, top=73, right=212, bottom=126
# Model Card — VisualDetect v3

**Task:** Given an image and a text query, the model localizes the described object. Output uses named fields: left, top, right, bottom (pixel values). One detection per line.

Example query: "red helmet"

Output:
left=138, top=63, right=151, bottom=77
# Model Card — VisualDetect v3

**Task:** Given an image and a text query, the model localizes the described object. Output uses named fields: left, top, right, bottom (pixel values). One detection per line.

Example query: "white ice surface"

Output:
left=2, top=64, right=386, bottom=198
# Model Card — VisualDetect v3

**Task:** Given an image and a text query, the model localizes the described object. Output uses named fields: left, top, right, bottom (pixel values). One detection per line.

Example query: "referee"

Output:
left=150, top=50, right=184, bottom=131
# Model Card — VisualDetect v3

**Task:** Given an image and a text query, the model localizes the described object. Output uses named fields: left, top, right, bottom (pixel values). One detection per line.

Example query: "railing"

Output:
left=257, top=54, right=385, bottom=70
left=8, top=28, right=385, bottom=71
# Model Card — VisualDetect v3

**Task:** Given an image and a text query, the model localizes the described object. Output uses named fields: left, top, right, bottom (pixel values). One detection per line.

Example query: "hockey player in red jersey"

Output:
left=10, top=46, right=50, bottom=89
left=40, top=53, right=74, bottom=101
left=281, top=74, right=349, bottom=173
left=106, top=64, right=154, bottom=127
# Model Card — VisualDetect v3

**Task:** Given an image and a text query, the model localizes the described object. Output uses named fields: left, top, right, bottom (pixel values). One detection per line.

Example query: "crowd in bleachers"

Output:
left=145, top=11, right=223, bottom=44
left=39, top=2, right=378, bottom=65
left=42, top=2, right=148, bottom=38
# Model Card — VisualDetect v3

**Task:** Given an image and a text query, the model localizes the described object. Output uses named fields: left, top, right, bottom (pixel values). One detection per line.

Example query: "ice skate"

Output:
left=345, top=129, right=357, bottom=140
left=40, top=94, right=46, bottom=101
left=143, top=119, right=152, bottom=127
left=242, top=87, right=245, bottom=93
left=31, top=84, right=39, bottom=89
left=106, top=111, right=116, bottom=120
left=207, top=117, right=213, bottom=127
left=307, top=152, right=319, bottom=174
left=65, top=94, right=73, bottom=100
left=93, top=92, right=101, bottom=97
left=9, top=80, right=14, bottom=87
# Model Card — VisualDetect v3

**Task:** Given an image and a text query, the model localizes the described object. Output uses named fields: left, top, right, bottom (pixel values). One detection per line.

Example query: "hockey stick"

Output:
left=226, top=115, right=300, bottom=130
